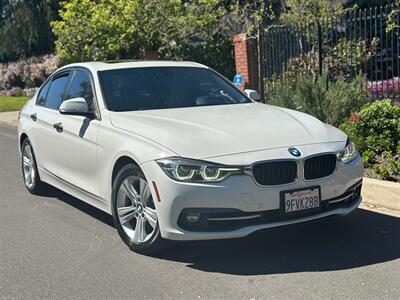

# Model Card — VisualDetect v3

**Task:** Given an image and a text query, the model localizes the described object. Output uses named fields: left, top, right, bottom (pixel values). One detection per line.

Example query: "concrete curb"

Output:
left=0, top=111, right=19, bottom=127
left=1, top=110, right=399, bottom=211
left=361, top=177, right=400, bottom=211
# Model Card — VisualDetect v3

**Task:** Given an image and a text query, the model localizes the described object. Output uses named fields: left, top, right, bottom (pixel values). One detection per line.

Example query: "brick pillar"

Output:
left=233, top=33, right=260, bottom=91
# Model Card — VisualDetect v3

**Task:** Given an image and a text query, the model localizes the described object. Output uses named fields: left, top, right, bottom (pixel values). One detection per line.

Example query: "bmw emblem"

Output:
left=289, top=147, right=301, bottom=157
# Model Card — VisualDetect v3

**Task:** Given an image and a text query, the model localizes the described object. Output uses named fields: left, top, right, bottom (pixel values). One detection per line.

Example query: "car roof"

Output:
left=59, top=60, right=209, bottom=73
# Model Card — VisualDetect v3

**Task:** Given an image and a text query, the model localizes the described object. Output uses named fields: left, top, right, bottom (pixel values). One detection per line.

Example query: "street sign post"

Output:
left=233, top=74, right=243, bottom=88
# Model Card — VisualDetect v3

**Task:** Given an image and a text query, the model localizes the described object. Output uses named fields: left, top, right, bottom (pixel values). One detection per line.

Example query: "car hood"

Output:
left=110, top=103, right=347, bottom=159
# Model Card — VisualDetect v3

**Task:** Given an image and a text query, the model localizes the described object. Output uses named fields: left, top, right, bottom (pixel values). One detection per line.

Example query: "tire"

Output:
left=21, top=138, right=46, bottom=195
left=111, top=163, right=168, bottom=255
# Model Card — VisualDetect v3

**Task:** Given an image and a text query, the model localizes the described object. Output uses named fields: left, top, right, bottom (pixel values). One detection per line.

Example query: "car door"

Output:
left=53, top=68, right=101, bottom=197
left=28, top=72, right=71, bottom=176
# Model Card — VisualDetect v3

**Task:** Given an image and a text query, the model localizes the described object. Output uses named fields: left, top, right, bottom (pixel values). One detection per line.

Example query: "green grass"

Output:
left=0, top=96, right=30, bottom=112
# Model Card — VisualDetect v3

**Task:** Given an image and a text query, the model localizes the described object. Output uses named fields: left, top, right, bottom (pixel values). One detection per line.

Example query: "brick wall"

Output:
left=233, top=33, right=259, bottom=92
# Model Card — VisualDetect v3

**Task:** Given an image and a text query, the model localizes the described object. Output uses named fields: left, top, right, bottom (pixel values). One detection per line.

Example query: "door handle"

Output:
left=30, top=113, right=37, bottom=121
left=53, top=122, right=63, bottom=133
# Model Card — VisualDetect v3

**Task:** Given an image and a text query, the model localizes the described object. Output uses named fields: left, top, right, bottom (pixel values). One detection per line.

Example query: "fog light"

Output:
left=186, top=212, right=201, bottom=223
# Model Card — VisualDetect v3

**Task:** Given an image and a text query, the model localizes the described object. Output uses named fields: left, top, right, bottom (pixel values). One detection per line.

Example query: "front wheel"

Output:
left=111, top=163, right=168, bottom=255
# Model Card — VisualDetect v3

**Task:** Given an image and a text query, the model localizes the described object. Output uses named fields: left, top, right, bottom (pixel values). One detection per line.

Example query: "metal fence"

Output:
left=262, top=4, right=400, bottom=99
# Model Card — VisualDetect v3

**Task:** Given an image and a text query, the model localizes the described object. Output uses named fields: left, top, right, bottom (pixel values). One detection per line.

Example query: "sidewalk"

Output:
left=0, top=111, right=19, bottom=127
left=361, top=177, right=400, bottom=211
left=1, top=110, right=399, bottom=211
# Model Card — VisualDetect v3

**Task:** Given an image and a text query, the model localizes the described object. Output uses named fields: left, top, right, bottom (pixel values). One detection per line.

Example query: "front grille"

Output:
left=304, top=154, right=337, bottom=180
left=252, top=161, right=297, bottom=186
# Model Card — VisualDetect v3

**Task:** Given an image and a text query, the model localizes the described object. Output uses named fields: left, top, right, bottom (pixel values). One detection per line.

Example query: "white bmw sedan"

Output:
left=18, top=61, right=363, bottom=254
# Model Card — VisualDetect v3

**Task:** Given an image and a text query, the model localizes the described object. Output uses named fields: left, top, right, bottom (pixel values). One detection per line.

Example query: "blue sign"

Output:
left=233, top=74, right=243, bottom=87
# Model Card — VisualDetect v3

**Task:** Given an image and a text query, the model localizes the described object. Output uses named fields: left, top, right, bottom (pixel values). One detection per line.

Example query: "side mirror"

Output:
left=244, top=89, right=262, bottom=102
left=59, top=97, right=91, bottom=116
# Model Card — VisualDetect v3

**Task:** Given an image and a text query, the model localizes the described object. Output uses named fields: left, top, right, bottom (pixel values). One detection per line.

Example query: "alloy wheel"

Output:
left=116, top=175, right=158, bottom=243
left=22, top=143, right=36, bottom=190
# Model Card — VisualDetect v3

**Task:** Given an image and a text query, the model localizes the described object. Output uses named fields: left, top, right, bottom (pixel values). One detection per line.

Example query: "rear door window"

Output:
left=36, top=80, right=51, bottom=106
left=45, top=73, right=70, bottom=110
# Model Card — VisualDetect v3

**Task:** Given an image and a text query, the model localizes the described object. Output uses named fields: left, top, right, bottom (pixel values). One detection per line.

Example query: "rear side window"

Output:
left=36, top=80, right=51, bottom=106
left=46, top=73, right=70, bottom=110
left=66, top=70, right=95, bottom=111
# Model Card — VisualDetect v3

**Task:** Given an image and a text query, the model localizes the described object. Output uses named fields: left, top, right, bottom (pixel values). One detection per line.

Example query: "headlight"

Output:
left=156, top=158, right=243, bottom=183
left=337, top=139, right=357, bottom=163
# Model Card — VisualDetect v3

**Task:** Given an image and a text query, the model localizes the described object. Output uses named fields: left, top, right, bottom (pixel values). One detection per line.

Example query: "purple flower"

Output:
left=0, top=87, right=25, bottom=97
left=391, top=98, right=400, bottom=106
left=371, top=86, right=380, bottom=94
left=0, top=54, right=58, bottom=89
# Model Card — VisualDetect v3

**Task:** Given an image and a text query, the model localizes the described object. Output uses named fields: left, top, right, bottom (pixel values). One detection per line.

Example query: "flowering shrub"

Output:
left=0, top=87, right=26, bottom=97
left=23, top=88, right=39, bottom=97
left=340, top=99, right=400, bottom=181
left=366, top=77, right=400, bottom=100
left=0, top=54, right=57, bottom=89
left=350, top=113, right=360, bottom=123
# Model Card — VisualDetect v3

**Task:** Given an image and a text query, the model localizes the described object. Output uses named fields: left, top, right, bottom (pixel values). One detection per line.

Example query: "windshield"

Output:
left=98, top=67, right=250, bottom=111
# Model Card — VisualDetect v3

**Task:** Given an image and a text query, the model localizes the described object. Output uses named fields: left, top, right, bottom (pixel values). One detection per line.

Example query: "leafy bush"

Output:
left=0, top=54, right=57, bottom=89
left=325, top=38, right=379, bottom=80
left=279, top=37, right=378, bottom=88
left=340, top=100, right=400, bottom=154
left=281, top=52, right=319, bottom=88
left=267, top=73, right=370, bottom=127
left=340, top=100, right=400, bottom=181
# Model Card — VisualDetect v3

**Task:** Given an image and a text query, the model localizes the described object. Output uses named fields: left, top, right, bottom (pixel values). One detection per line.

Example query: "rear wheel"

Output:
left=112, top=163, right=168, bottom=254
left=21, top=138, right=46, bottom=194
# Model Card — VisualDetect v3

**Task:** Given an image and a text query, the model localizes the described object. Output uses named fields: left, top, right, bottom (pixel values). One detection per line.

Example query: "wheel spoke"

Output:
left=30, top=168, right=35, bottom=183
left=25, top=172, right=31, bottom=185
left=118, top=206, right=136, bottom=224
left=118, top=205, right=136, bottom=216
left=143, top=207, right=157, bottom=228
left=133, top=217, right=146, bottom=242
left=23, top=156, right=31, bottom=168
left=139, top=179, right=148, bottom=199
left=121, top=180, right=139, bottom=202
left=26, top=145, right=32, bottom=159
left=141, top=185, right=152, bottom=205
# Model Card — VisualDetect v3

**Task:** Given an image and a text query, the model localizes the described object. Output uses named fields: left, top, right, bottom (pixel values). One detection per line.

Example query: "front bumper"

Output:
left=141, top=154, right=364, bottom=241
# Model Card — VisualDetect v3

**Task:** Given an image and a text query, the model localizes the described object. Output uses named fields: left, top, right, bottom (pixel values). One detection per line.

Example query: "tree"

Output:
left=344, top=0, right=396, bottom=9
left=280, top=0, right=347, bottom=25
left=0, top=0, right=61, bottom=63
left=387, top=0, right=399, bottom=32
left=51, top=0, right=266, bottom=76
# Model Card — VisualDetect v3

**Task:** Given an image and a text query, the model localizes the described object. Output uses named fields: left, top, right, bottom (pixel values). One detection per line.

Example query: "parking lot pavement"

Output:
left=1, top=125, right=399, bottom=299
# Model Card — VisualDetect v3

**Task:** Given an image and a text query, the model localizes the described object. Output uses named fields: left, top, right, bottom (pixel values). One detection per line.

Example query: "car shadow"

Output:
left=43, top=185, right=400, bottom=276
left=155, top=209, right=400, bottom=275
left=39, top=184, right=114, bottom=227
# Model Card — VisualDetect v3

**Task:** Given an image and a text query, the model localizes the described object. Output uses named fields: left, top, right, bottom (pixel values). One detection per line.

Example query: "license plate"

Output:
left=282, top=187, right=320, bottom=213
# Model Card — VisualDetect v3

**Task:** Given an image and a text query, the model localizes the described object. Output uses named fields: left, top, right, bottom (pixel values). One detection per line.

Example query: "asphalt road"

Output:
left=1, top=125, right=399, bottom=300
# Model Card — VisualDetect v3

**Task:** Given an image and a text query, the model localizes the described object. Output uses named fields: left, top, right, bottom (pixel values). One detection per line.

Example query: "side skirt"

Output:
left=39, top=168, right=112, bottom=214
